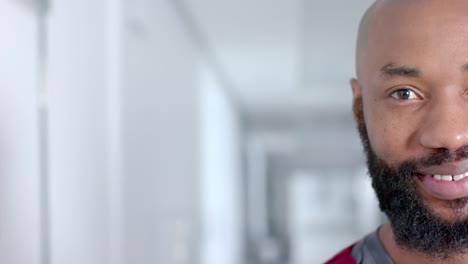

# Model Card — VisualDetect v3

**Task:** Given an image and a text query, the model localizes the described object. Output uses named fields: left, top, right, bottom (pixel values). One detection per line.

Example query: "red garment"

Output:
left=324, top=244, right=357, bottom=264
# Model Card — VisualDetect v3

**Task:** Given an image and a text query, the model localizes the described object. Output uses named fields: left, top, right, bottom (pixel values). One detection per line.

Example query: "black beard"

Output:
left=354, top=97, right=468, bottom=259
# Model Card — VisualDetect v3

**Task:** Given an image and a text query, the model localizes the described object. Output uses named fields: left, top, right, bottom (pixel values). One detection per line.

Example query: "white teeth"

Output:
left=432, top=173, right=468, bottom=181
left=441, top=175, right=453, bottom=181
left=454, top=173, right=466, bottom=181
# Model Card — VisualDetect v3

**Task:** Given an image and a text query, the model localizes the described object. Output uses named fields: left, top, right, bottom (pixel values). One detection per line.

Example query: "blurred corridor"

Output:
left=0, top=0, right=382, bottom=263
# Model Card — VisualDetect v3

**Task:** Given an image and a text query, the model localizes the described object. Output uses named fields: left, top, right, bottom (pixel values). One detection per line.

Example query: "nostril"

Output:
left=417, top=117, right=468, bottom=151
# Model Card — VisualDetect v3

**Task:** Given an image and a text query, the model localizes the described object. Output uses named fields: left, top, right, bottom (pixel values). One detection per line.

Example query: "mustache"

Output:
left=413, top=146, right=468, bottom=169
left=392, top=146, right=468, bottom=178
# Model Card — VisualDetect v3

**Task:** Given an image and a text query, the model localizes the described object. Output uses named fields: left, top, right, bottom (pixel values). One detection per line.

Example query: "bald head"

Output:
left=355, top=1, right=378, bottom=77
left=355, top=0, right=468, bottom=83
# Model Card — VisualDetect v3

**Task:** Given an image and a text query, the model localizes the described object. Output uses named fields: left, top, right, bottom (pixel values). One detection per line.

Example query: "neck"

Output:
left=379, top=222, right=468, bottom=264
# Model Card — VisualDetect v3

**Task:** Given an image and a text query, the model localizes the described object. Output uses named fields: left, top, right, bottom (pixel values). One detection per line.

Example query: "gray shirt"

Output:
left=351, top=228, right=393, bottom=264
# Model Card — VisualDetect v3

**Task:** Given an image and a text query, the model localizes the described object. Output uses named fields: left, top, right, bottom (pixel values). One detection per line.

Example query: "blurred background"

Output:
left=0, top=0, right=384, bottom=263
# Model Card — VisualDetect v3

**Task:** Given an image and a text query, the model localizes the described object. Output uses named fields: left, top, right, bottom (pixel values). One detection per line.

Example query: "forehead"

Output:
left=360, top=0, right=468, bottom=84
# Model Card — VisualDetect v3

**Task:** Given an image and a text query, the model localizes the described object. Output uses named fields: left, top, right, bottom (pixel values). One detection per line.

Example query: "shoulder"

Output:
left=324, top=244, right=357, bottom=264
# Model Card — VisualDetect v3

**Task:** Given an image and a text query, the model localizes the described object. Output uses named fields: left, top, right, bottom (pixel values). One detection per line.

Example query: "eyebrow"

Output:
left=380, top=63, right=421, bottom=79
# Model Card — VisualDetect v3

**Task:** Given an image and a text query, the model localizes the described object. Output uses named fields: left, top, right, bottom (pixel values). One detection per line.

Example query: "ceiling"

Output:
left=184, top=0, right=374, bottom=115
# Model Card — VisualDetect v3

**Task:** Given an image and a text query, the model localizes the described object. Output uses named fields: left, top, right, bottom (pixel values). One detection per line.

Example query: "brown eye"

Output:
left=390, top=88, right=419, bottom=100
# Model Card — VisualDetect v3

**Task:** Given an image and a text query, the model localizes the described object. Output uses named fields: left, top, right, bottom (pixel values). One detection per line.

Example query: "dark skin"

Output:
left=353, top=0, right=468, bottom=263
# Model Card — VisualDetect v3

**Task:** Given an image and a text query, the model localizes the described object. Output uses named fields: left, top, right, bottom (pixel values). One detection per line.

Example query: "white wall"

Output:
left=47, top=0, right=111, bottom=263
left=0, top=2, right=41, bottom=264
left=121, top=2, right=246, bottom=263
left=200, top=64, right=244, bottom=264
left=0, top=1, right=245, bottom=264
left=121, top=1, right=200, bottom=263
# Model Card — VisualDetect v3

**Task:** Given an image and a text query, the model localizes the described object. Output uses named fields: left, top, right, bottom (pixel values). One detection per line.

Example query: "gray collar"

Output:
left=351, top=227, right=393, bottom=264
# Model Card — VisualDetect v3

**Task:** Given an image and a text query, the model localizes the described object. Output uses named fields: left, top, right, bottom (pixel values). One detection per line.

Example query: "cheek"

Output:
left=364, top=104, right=411, bottom=163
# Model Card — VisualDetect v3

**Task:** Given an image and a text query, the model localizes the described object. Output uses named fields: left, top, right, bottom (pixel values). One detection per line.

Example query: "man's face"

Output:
left=353, top=0, right=468, bottom=257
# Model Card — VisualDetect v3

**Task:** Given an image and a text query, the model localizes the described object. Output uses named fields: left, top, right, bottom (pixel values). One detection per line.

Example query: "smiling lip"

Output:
left=417, top=160, right=468, bottom=200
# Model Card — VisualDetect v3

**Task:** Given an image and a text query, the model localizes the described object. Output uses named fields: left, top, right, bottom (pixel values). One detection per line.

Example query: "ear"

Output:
left=350, top=78, right=362, bottom=100
left=350, top=78, right=363, bottom=122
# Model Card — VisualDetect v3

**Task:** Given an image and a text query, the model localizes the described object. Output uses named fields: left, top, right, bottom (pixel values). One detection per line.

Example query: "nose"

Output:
left=419, top=99, right=468, bottom=152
